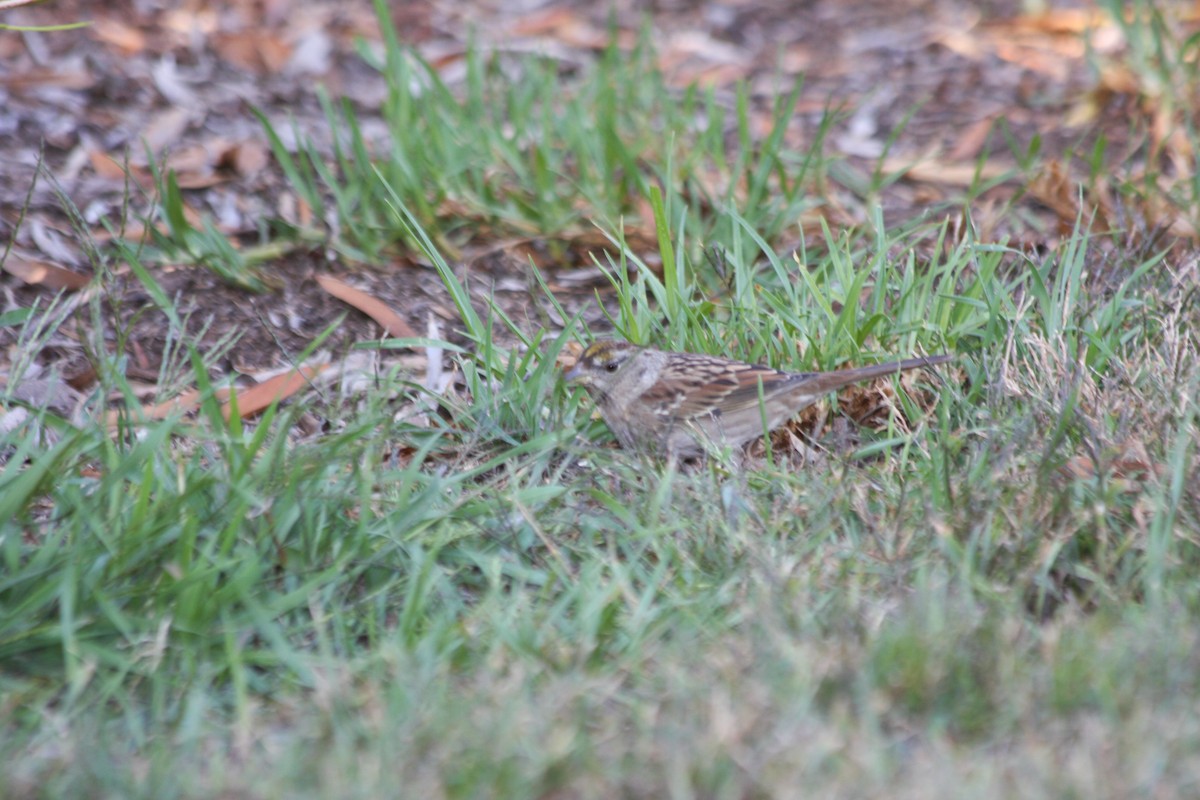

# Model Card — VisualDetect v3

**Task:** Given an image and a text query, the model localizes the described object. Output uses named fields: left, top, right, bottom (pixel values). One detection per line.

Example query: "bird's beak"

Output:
left=564, top=362, right=585, bottom=384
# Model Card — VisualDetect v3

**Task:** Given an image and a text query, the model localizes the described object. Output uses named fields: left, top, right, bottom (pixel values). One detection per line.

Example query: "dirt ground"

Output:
left=0, top=0, right=1156, bottom=398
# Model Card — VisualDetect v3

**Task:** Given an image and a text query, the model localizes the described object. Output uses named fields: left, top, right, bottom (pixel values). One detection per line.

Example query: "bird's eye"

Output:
left=605, top=361, right=619, bottom=372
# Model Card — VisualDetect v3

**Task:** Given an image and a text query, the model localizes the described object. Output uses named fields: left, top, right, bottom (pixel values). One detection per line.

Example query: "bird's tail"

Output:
left=793, top=353, right=953, bottom=394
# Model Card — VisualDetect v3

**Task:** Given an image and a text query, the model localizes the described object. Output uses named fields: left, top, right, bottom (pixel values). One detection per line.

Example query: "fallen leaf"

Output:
left=948, top=115, right=998, bottom=161
left=506, top=7, right=615, bottom=49
left=0, top=66, right=95, bottom=91
left=881, top=154, right=1012, bottom=187
left=1008, top=9, right=1110, bottom=35
left=214, top=139, right=269, bottom=177
left=1, top=255, right=91, bottom=290
left=222, top=364, right=326, bottom=419
left=214, top=30, right=293, bottom=73
left=142, top=107, right=193, bottom=154
left=1060, top=439, right=1157, bottom=484
left=1028, top=160, right=1113, bottom=232
left=315, top=274, right=418, bottom=338
left=105, top=387, right=210, bottom=428
left=558, top=340, right=583, bottom=370
left=90, top=17, right=146, bottom=56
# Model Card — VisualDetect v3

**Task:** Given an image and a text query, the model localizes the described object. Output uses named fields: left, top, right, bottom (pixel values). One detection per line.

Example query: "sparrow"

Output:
left=565, top=339, right=950, bottom=457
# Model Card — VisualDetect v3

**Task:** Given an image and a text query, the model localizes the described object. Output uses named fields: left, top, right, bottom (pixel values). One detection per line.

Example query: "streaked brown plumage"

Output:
left=565, top=340, right=951, bottom=457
